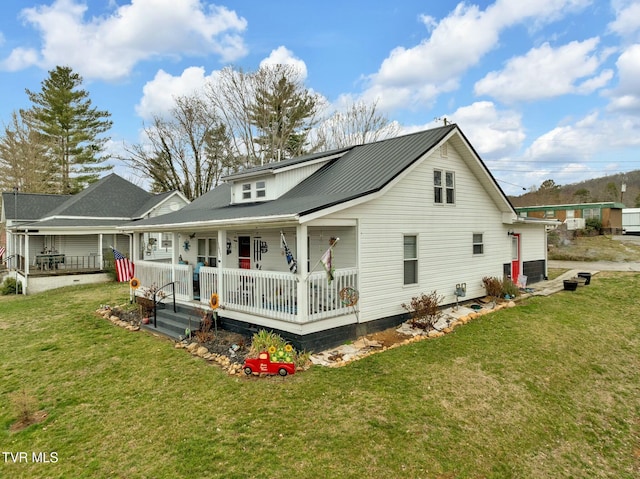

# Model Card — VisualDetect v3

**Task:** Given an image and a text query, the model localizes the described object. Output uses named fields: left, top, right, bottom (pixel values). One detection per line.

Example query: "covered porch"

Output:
left=131, top=222, right=359, bottom=330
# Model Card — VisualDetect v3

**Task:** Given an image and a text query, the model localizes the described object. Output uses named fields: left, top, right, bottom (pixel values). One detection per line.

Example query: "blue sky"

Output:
left=1, top=0, right=640, bottom=196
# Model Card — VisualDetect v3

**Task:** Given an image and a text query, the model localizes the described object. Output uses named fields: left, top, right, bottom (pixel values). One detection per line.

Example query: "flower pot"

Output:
left=577, top=272, right=591, bottom=285
left=563, top=280, right=578, bottom=291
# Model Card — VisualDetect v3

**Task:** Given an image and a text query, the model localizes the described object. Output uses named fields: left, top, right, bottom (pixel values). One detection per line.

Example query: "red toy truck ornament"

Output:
left=243, top=352, right=296, bottom=376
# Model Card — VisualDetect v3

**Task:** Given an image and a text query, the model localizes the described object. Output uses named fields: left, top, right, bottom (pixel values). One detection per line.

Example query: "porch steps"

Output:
left=142, top=303, right=203, bottom=340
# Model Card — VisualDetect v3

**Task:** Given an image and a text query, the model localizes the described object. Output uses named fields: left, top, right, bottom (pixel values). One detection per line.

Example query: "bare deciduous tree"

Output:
left=0, top=111, right=57, bottom=193
left=122, top=94, right=236, bottom=200
left=315, top=99, right=399, bottom=150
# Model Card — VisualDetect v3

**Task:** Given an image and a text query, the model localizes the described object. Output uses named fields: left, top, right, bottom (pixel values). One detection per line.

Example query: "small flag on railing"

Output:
left=112, top=247, right=134, bottom=282
left=320, top=247, right=334, bottom=283
left=280, top=232, right=297, bottom=274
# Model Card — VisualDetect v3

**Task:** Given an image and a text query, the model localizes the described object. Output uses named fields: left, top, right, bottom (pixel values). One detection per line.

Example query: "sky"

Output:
left=1, top=0, right=640, bottom=196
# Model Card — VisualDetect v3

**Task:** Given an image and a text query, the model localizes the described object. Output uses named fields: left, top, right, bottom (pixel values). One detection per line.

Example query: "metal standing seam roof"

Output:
left=124, top=125, right=459, bottom=229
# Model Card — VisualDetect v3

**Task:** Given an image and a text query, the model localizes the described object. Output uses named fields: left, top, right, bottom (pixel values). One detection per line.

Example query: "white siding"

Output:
left=324, top=143, right=514, bottom=324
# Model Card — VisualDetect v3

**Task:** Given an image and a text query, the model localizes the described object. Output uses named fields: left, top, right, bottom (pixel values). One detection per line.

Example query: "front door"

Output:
left=511, top=233, right=521, bottom=284
left=238, top=236, right=251, bottom=269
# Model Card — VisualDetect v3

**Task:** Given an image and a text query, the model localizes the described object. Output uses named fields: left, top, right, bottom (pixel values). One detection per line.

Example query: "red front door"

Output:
left=511, top=233, right=521, bottom=284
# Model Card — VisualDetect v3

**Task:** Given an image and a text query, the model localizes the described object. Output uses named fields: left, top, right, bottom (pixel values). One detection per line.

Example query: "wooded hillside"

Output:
left=508, top=170, right=640, bottom=208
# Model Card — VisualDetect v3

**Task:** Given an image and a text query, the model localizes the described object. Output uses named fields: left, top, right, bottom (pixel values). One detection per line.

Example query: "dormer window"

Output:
left=242, top=183, right=251, bottom=200
left=256, top=181, right=266, bottom=198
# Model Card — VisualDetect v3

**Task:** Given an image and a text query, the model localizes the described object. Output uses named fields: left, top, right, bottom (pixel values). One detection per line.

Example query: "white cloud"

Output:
left=1, top=47, right=39, bottom=71
left=474, top=38, right=613, bottom=102
left=362, top=0, right=591, bottom=112
left=607, top=43, right=640, bottom=112
left=135, top=66, right=212, bottom=120
left=259, top=46, right=308, bottom=80
left=2, top=0, right=247, bottom=80
left=608, top=1, right=640, bottom=39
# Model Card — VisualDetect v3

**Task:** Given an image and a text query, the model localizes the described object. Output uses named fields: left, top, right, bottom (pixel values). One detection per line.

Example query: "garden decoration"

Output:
left=243, top=347, right=296, bottom=376
left=339, top=286, right=360, bottom=322
left=129, top=277, right=140, bottom=290
left=209, top=293, right=220, bottom=310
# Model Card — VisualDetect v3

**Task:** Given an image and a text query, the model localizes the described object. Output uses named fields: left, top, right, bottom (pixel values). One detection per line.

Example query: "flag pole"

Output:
left=305, top=237, right=339, bottom=280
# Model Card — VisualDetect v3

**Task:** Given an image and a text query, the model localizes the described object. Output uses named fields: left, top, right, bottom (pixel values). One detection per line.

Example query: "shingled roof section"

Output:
left=1, top=192, right=71, bottom=220
left=43, top=173, right=153, bottom=219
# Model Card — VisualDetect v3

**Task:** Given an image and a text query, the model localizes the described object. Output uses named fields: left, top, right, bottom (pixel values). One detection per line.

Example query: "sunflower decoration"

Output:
left=129, top=278, right=140, bottom=290
left=284, top=344, right=293, bottom=353
left=209, top=293, right=220, bottom=310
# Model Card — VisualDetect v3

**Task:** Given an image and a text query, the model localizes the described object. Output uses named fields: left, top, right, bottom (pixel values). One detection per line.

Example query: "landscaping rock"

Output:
left=196, top=346, right=209, bottom=357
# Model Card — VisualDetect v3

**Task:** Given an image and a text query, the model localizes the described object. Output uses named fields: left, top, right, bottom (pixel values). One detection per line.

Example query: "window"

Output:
left=445, top=171, right=455, bottom=204
left=434, top=169, right=455, bottom=204
left=544, top=210, right=555, bottom=218
left=256, top=181, right=266, bottom=198
left=434, top=170, right=442, bottom=203
left=242, top=183, right=251, bottom=199
left=197, top=238, right=217, bottom=266
left=161, top=233, right=172, bottom=249
left=403, top=235, right=418, bottom=285
left=583, top=208, right=599, bottom=220
left=473, top=233, right=484, bottom=255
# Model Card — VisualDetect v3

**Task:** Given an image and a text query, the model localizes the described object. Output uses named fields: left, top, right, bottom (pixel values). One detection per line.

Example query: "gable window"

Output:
left=434, top=170, right=442, bottom=203
left=403, top=235, right=418, bottom=285
left=256, top=181, right=266, bottom=198
left=434, top=169, right=455, bottom=204
left=473, top=233, right=484, bottom=255
left=242, top=183, right=251, bottom=200
left=445, top=171, right=455, bottom=204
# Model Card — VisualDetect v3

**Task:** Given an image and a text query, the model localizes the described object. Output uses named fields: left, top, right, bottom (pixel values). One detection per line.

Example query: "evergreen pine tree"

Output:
left=22, top=66, right=112, bottom=194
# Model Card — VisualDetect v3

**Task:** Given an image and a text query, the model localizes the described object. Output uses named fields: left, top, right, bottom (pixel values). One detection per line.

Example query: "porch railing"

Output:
left=221, top=268, right=298, bottom=322
left=134, top=260, right=358, bottom=324
left=135, top=260, right=194, bottom=301
left=308, top=268, right=359, bottom=322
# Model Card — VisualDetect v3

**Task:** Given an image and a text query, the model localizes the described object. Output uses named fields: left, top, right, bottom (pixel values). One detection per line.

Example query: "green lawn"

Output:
left=1, top=277, right=639, bottom=478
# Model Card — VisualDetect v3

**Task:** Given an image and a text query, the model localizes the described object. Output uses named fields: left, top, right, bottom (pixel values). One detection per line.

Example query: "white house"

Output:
left=121, top=124, right=556, bottom=350
left=1, top=174, right=189, bottom=294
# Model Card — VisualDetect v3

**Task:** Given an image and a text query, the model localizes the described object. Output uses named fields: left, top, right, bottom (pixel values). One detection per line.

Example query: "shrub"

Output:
left=401, top=291, right=444, bottom=331
left=502, top=277, right=519, bottom=298
left=1, top=277, right=22, bottom=295
left=585, top=218, right=602, bottom=235
left=482, top=276, right=503, bottom=299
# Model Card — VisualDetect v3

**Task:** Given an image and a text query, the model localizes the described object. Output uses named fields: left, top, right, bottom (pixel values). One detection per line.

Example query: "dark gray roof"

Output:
left=3, top=174, right=180, bottom=230
left=45, top=173, right=153, bottom=218
left=125, top=125, right=460, bottom=229
left=1, top=192, right=71, bottom=220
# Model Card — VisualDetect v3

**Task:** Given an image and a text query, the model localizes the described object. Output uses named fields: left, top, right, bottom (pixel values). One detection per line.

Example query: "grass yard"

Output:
left=1, top=276, right=639, bottom=478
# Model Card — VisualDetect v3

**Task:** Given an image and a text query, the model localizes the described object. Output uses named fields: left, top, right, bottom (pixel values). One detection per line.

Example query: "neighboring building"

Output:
left=622, top=208, right=640, bottom=234
left=122, top=124, right=557, bottom=351
left=515, top=202, right=624, bottom=234
left=1, top=174, right=189, bottom=294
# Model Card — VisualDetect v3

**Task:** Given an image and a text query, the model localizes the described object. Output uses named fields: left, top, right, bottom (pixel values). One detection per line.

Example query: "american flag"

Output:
left=112, top=247, right=134, bottom=282
left=0, top=246, right=5, bottom=260
left=280, top=232, right=297, bottom=274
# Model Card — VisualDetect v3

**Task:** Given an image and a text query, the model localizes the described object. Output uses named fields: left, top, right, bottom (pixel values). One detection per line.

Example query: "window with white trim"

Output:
left=242, top=183, right=251, bottom=200
left=434, top=169, right=455, bottom=204
left=197, top=238, right=217, bottom=266
left=403, top=235, right=418, bottom=285
left=256, top=181, right=266, bottom=198
left=473, top=233, right=484, bottom=255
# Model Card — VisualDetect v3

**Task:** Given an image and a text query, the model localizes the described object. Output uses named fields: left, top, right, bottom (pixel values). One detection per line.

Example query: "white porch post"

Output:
left=217, top=229, right=226, bottom=301
left=296, top=224, right=308, bottom=321
left=98, top=234, right=104, bottom=268
left=24, top=233, right=30, bottom=275
left=172, top=232, right=180, bottom=263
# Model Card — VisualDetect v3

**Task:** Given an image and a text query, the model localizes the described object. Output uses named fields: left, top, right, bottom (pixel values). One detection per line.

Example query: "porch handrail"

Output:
left=153, top=281, right=176, bottom=328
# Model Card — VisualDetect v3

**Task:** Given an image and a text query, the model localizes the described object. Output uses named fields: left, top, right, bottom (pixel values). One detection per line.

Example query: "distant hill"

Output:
left=508, top=170, right=640, bottom=208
